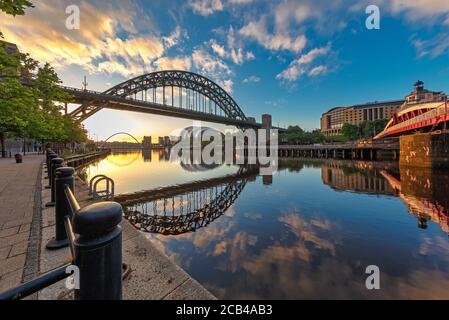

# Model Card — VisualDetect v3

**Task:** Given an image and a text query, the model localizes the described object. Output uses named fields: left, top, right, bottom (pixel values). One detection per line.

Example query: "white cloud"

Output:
left=412, top=34, right=449, bottom=58
left=243, top=75, right=261, bottom=84
left=188, top=0, right=224, bottom=16
left=239, top=18, right=307, bottom=53
left=154, top=56, right=192, bottom=71
left=228, top=0, right=254, bottom=4
left=276, top=44, right=331, bottom=81
left=217, top=79, right=234, bottom=93
left=308, top=65, right=328, bottom=77
left=192, top=48, right=232, bottom=77
left=209, top=34, right=255, bottom=65
left=211, top=41, right=227, bottom=58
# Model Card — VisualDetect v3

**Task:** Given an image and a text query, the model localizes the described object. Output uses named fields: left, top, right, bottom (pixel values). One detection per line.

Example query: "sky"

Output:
left=1, top=0, right=449, bottom=141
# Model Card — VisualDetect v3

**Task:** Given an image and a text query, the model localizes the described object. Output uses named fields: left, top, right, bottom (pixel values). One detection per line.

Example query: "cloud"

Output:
left=243, top=75, right=261, bottom=84
left=0, top=0, right=189, bottom=78
left=211, top=41, right=227, bottom=58
left=209, top=27, right=255, bottom=65
left=154, top=56, right=192, bottom=71
left=412, top=33, right=449, bottom=58
left=188, top=0, right=224, bottom=16
left=276, top=43, right=331, bottom=81
left=191, top=48, right=233, bottom=92
left=239, top=17, right=307, bottom=53
left=217, top=79, right=234, bottom=93
left=308, top=65, right=328, bottom=77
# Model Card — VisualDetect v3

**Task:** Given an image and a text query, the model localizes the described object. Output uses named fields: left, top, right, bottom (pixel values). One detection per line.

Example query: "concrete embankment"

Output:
left=37, top=160, right=215, bottom=300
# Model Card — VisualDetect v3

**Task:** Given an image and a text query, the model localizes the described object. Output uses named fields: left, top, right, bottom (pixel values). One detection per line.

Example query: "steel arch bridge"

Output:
left=64, top=70, right=260, bottom=129
left=103, top=132, right=141, bottom=145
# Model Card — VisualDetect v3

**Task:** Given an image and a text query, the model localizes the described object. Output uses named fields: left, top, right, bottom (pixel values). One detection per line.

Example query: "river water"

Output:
left=80, top=150, right=449, bottom=299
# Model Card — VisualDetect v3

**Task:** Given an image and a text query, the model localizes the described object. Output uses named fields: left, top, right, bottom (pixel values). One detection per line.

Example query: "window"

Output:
left=363, top=110, right=367, bottom=121
left=379, top=108, right=384, bottom=119
left=374, top=109, right=378, bottom=120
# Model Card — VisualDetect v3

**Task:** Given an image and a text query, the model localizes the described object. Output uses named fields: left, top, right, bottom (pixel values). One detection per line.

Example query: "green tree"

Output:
left=0, top=41, right=39, bottom=156
left=281, top=126, right=326, bottom=145
left=341, top=123, right=359, bottom=141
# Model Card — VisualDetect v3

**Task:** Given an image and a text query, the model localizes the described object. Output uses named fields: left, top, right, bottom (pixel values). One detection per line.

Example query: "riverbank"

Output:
left=37, top=163, right=215, bottom=300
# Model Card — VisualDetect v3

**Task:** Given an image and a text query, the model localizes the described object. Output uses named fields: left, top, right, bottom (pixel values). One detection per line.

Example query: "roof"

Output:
left=323, top=99, right=405, bottom=115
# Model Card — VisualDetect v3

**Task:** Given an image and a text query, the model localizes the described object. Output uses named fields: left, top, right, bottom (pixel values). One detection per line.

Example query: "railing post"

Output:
left=45, top=158, right=64, bottom=208
left=72, top=202, right=123, bottom=300
left=46, top=167, right=75, bottom=250
left=45, top=149, right=54, bottom=178
left=45, top=153, right=58, bottom=186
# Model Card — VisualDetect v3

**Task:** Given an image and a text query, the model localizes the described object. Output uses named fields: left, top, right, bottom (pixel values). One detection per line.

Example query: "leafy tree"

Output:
left=341, top=123, right=359, bottom=141
left=0, top=0, right=33, bottom=15
left=281, top=126, right=326, bottom=145
left=0, top=41, right=39, bottom=156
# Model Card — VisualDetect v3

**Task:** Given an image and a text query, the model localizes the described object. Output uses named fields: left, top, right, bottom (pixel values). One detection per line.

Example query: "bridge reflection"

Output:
left=115, top=166, right=259, bottom=235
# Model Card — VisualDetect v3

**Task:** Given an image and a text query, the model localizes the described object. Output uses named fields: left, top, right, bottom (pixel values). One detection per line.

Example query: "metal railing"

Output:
left=380, top=102, right=448, bottom=137
left=0, top=148, right=123, bottom=300
left=89, top=175, right=115, bottom=200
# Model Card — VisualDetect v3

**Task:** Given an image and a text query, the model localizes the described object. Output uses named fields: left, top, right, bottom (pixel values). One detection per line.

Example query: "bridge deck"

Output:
left=61, top=86, right=263, bottom=129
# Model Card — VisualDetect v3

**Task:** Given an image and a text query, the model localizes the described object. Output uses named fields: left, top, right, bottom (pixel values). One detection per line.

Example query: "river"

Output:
left=80, top=150, right=449, bottom=299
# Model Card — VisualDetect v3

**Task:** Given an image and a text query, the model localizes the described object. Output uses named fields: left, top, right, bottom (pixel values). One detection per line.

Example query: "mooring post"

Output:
left=45, top=158, right=64, bottom=207
left=72, top=202, right=123, bottom=300
left=46, top=167, right=75, bottom=250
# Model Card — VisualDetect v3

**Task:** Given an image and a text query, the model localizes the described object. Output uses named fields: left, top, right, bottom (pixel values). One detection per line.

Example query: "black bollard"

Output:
left=46, top=167, right=75, bottom=250
left=46, top=153, right=58, bottom=187
left=44, top=149, right=54, bottom=178
left=45, top=158, right=64, bottom=207
left=72, top=202, right=123, bottom=300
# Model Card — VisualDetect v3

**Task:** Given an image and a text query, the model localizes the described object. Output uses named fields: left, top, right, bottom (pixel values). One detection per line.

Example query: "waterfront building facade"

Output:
left=321, top=81, right=447, bottom=137
left=320, top=100, right=404, bottom=136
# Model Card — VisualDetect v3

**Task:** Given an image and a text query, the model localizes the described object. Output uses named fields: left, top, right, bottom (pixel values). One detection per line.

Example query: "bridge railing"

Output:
left=379, top=102, right=448, bottom=138
left=0, top=149, right=123, bottom=300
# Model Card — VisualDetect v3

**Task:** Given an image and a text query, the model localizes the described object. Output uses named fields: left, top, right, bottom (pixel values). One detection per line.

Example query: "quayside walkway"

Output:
left=0, top=154, right=43, bottom=292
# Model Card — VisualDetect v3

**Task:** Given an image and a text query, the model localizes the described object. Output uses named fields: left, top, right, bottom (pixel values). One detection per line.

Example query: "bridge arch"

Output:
left=69, top=70, right=256, bottom=126
left=103, top=132, right=141, bottom=145
left=105, top=70, right=247, bottom=122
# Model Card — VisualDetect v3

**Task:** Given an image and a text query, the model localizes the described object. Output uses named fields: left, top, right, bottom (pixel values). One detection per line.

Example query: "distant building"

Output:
left=404, top=80, right=446, bottom=106
left=142, top=136, right=152, bottom=149
left=157, top=136, right=171, bottom=147
left=320, top=100, right=403, bottom=136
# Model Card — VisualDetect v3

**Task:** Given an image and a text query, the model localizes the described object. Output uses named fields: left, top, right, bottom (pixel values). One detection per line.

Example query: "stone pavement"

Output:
left=0, top=154, right=43, bottom=292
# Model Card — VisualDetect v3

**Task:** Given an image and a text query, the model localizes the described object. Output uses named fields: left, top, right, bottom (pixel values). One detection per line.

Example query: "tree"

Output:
left=341, top=123, right=359, bottom=141
left=280, top=126, right=326, bottom=145
left=0, top=0, right=33, bottom=15
left=0, top=41, right=39, bottom=156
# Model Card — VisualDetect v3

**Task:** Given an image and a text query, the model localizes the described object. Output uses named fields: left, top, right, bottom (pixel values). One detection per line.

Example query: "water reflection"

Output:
left=81, top=152, right=449, bottom=299
left=117, top=166, right=258, bottom=235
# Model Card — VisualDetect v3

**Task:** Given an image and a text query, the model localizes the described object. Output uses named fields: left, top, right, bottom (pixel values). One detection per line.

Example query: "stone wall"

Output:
left=400, top=132, right=449, bottom=168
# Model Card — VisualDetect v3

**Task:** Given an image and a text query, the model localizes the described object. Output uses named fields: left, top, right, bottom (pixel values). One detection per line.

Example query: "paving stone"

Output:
left=0, top=269, right=23, bottom=292
left=9, top=241, right=28, bottom=258
left=19, top=223, right=31, bottom=233
left=0, top=254, right=26, bottom=277
left=0, top=226, right=19, bottom=238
